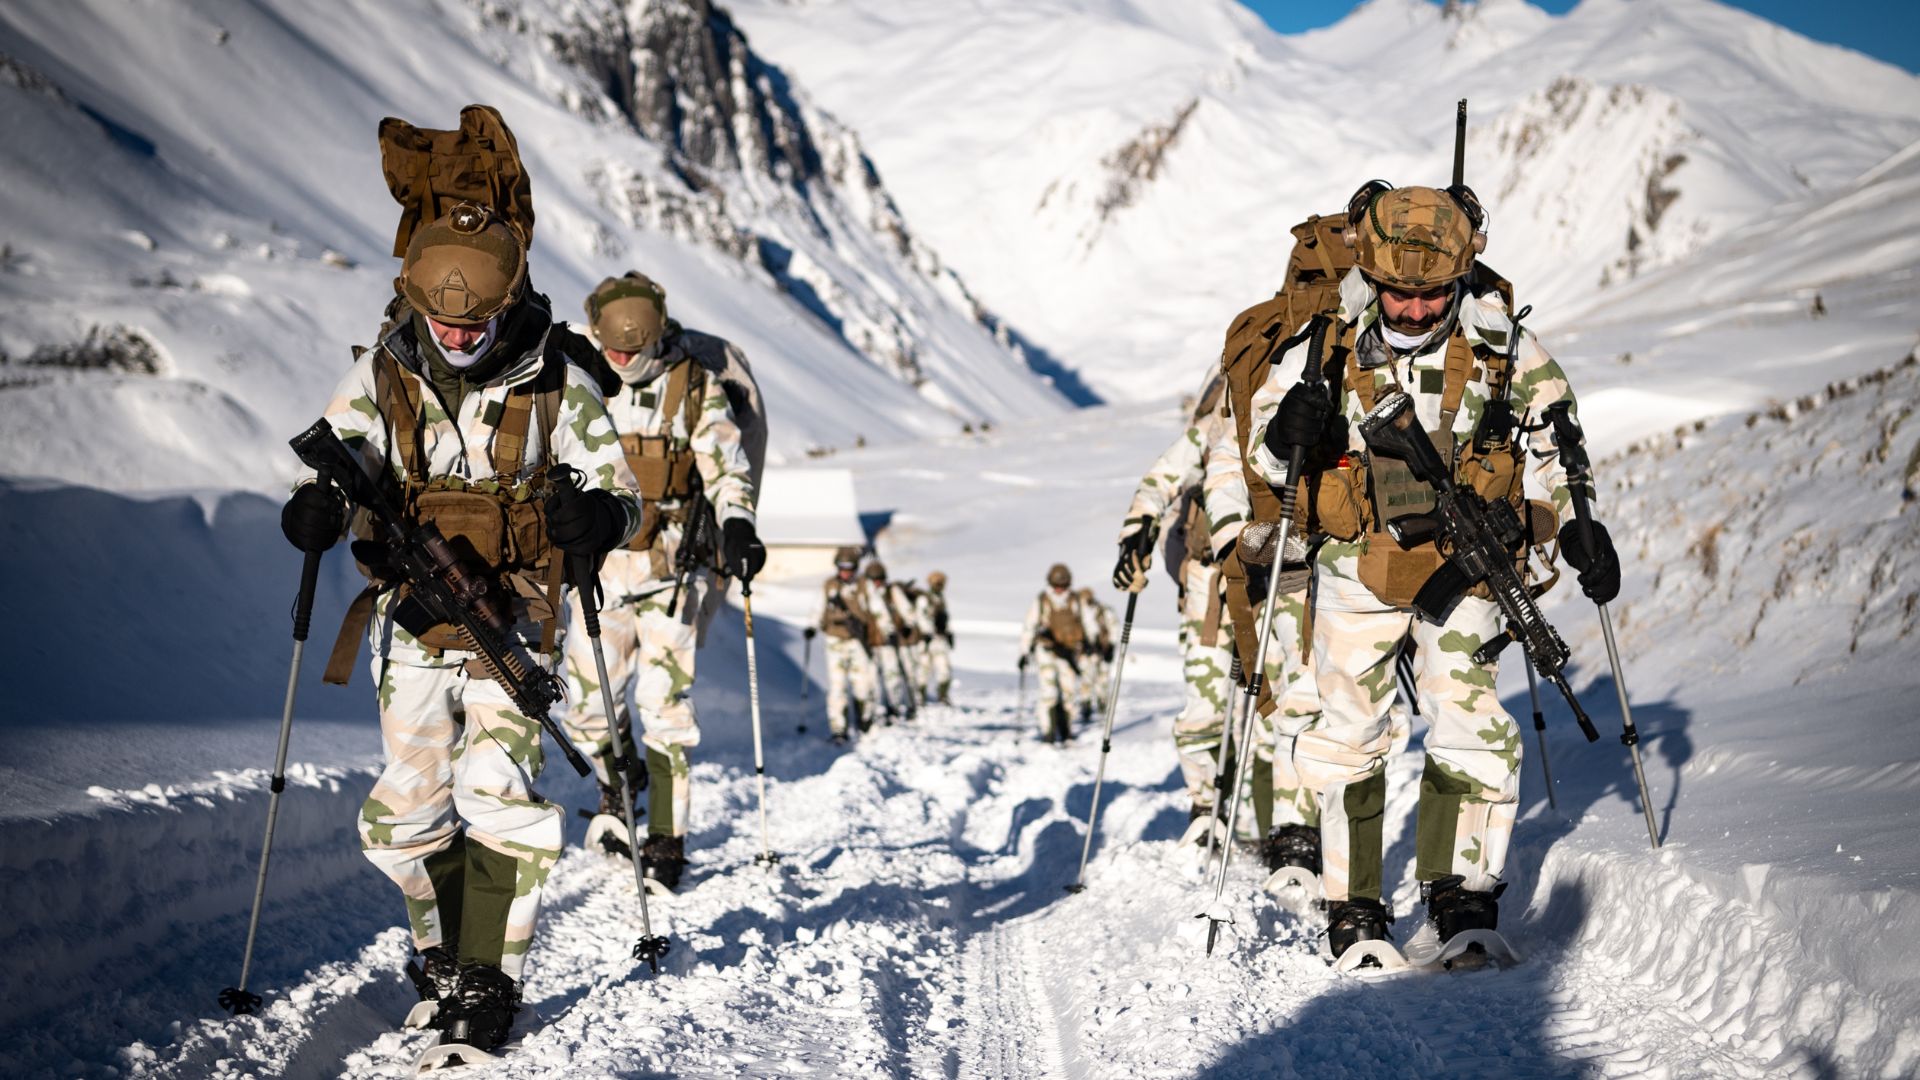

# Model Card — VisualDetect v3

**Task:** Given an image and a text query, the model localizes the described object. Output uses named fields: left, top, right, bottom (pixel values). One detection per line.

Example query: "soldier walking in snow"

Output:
left=1247, top=183, right=1617, bottom=964
left=558, top=271, right=766, bottom=892
left=810, top=545, right=881, bottom=741
left=919, top=571, right=955, bottom=705
left=1019, top=564, right=1086, bottom=743
left=281, top=202, right=641, bottom=1050
left=1074, top=587, right=1118, bottom=723
left=864, top=560, right=923, bottom=716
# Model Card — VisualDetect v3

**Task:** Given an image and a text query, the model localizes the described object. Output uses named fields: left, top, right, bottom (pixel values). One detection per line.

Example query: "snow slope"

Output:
left=727, top=0, right=1920, bottom=401
left=0, top=0, right=1069, bottom=496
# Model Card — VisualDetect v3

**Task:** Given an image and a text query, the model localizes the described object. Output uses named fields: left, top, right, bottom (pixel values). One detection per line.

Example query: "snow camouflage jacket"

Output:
left=1248, top=268, right=1591, bottom=614
left=297, top=297, right=642, bottom=669
left=577, top=328, right=758, bottom=601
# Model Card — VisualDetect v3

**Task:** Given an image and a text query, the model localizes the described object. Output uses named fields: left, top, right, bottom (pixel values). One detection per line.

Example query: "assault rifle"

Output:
left=666, top=479, right=718, bottom=618
left=826, top=588, right=873, bottom=656
left=1356, top=392, right=1599, bottom=743
left=289, top=419, right=592, bottom=776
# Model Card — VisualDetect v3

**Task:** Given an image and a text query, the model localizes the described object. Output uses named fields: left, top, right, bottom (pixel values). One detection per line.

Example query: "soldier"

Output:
left=809, top=545, right=881, bottom=742
left=1018, top=564, right=1085, bottom=743
left=865, top=560, right=922, bottom=717
left=919, top=571, right=955, bottom=705
left=558, top=271, right=764, bottom=892
left=1248, top=183, right=1616, bottom=962
left=280, top=202, right=641, bottom=1050
left=1074, top=587, right=1118, bottom=723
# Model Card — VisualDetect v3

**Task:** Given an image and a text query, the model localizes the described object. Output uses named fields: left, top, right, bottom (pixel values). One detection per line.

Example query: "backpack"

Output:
left=378, top=104, right=535, bottom=257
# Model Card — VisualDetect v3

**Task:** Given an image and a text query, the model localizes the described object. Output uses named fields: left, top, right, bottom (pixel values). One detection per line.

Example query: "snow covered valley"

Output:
left=3, top=0, right=1919, bottom=1076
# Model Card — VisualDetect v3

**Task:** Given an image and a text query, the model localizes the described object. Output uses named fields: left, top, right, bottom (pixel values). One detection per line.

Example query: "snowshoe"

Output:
left=1324, top=898, right=1405, bottom=973
left=1178, top=803, right=1226, bottom=848
left=417, top=962, right=519, bottom=1071
left=1403, top=876, right=1517, bottom=970
left=582, top=782, right=644, bottom=859
left=640, top=834, right=687, bottom=893
left=830, top=732, right=850, bottom=746
left=1260, top=825, right=1324, bottom=907
left=402, top=945, right=458, bottom=1030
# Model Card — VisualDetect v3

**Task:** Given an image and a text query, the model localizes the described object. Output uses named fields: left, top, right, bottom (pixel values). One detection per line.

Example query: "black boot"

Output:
left=1262, top=825, right=1322, bottom=875
left=641, top=834, right=688, bottom=892
left=1050, top=703, right=1073, bottom=743
left=438, top=962, right=520, bottom=1051
left=1078, top=700, right=1093, bottom=726
left=1422, top=874, right=1504, bottom=942
left=1325, top=897, right=1393, bottom=960
left=405, top=944, right=459, bottom=1005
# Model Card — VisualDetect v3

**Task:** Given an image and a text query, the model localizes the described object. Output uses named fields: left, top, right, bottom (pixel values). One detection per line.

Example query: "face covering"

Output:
left=613, top=336, right=671, bottom=386
left=440, top=317, right=500, bottom=369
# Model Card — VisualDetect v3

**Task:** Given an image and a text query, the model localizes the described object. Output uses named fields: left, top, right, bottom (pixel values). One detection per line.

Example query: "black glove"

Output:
left=1112, top=515, right=1158, bottom=592
left=1264, top=382, right=1336, bottom=459
left=1017, top=654, right=1030, bottom=671
left=546, top=486, right=625, bottom=556
left=720, top=518, right=767, bottom=581
left=1559, top=520, right=1620, bottom=604
left=281, top=482, right=345, bottom=553
left=804, top=627, right=818, bottom=641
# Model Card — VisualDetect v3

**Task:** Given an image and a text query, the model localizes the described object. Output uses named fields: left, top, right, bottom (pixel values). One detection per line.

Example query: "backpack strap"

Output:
left=374, top=346, right=427, bottom=485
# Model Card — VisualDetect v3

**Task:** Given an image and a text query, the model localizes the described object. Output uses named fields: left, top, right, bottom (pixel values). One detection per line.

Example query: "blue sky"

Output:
left=1240, top=0, right=1920, bottom=73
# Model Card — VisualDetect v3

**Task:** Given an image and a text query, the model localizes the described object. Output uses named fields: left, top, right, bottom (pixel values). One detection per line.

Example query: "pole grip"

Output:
left=292, top=550, right=322, bottom=643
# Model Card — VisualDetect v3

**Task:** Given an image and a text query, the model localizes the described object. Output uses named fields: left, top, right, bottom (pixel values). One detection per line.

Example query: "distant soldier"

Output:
left=866, top=560, right=923, bottom=716
left=809, top=546, right=880, bottom=742
left=1019, top=564, right=1085, bottom=743
left=1075, top=586, right=1118, bottom=722
left=919, top=571, right=955, bottom=705
left=559, top=271, right=765, bottom=892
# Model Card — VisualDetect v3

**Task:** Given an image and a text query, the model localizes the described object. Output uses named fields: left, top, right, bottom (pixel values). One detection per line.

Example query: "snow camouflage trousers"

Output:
left=359, top=660, right=564, bottom=981
left=1031, top=648, right=1080, bottom=736
left=1174, top=562, right=1318, bottom=831
left=875, top=643, right=918, bottom=716
left=1079, top=651, right=1109, bottom=714
left=917, top=636, right=953, bottom=702
left=559, top=573, right=708, bottom=839
left=825, top=636, right=878, bottom=735
left=1305, top=595, right=1520, bottom=902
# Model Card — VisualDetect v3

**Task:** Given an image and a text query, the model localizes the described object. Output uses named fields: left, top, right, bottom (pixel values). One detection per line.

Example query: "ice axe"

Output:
left=220, top=540, right=326, bottom=1016
left=552, top=468, right=670, bottom=970
left=1065, top=592, right=1139, bottom=894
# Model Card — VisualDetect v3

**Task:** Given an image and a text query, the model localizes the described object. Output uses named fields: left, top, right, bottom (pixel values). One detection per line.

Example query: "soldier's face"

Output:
left=428, top=317, right=489, bottom=353
left=1377, top=283, right=1454, bottom=334
left=606, top=347, right=638, bottom=368
left=837, top=567, right=855, bottom=581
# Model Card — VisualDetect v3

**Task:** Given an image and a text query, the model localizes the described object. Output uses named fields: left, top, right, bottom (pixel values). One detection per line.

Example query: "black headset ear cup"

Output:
left=1346, top=179, right=1394, bottom=229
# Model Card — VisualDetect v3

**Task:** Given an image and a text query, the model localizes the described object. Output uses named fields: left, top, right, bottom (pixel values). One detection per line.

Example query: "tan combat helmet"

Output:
left=399, top=202, right=527, bottom=326
left=834, top=545, right=862, bottom=571
left=1342, top=183, right=1484, bottom=290
left=926, top=570, right=947, bottom=592
left=1047, top=563, right=1072, bottom=588
left=584, top=271, right=668, bottom=353
left=864, top=561, right=888, bottom=581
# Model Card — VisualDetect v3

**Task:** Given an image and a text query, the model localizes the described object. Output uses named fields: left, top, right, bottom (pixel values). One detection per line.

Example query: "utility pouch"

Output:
left=1297, top=463, right=1366, bottom=541
left=504, top=497, right=550, bottom=571
left=414, top=489, right=510, bottom=572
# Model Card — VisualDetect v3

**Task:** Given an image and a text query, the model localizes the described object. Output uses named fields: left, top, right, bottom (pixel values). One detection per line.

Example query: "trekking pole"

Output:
left=219, top=545, right=324, bottom=1016
left=741, top=581, right=777, bottom=866
left=1066, top=592, right=1139, bottom=894
left=1201, top=315, right=1325, bottom=955
left=797, top=630, right=812, bottom=734
left=1545, top=402, right=1659, bottom=849
left=1202, top=654, right=1242, bottom=869
left=1521, top=651, right=1557, bottom=811
left=552, top=473, right=669, bottom=970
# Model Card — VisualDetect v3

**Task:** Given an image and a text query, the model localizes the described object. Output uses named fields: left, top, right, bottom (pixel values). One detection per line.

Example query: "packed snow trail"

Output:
left=77, top=673, right=1864, bottom=1079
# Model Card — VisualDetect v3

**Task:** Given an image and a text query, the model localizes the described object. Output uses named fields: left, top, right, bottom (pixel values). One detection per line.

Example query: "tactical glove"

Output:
left=546, top=486, right=625, bottom=556
left=281, top=482, right=345, bottom=553
left=1017, top=654, right=1030, bottom=671
left=804, top=627, right=818, bottom=641
left=720, top=518, right=767, bottom=581
left=1264, top=382, right=1336, bottom=459
left=1559, top=520, right=1621, bottom=604
left=1112, top=514, right=1158, bottom=592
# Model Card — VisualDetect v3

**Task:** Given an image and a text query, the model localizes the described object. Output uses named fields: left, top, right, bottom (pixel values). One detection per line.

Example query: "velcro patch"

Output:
left=1420, top=368, right=1445, bottom=394
left=482, top=399, right=504, bottom=426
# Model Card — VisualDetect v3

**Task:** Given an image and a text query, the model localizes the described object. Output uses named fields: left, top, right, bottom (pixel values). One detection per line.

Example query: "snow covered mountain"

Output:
left=0, top=0, right=1069, bottom=495
left=728, top=0, right=1920, bottom=400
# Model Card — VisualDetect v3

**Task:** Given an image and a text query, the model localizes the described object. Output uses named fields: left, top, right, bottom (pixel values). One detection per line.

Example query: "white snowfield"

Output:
left=2, top=0, right=1919, bottom=1077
